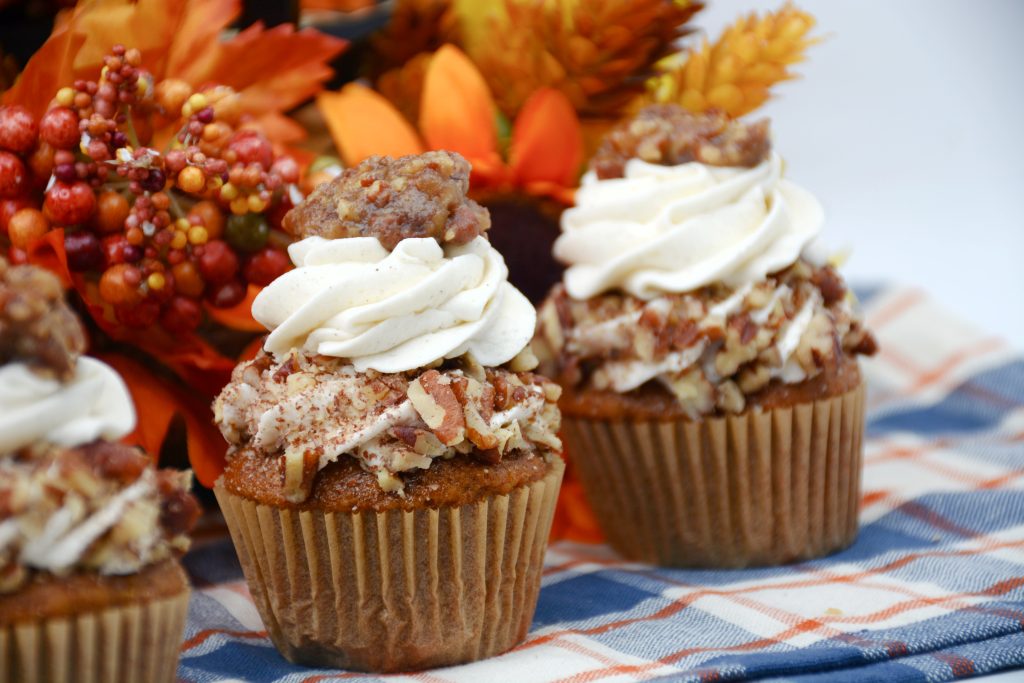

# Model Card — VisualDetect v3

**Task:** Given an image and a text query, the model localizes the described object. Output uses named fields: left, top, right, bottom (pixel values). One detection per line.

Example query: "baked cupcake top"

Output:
left=215, top=151, right=561, bottom=502
left=537, top=105, right=876, bottom=418
left=0, top=260, right=199, bottom=593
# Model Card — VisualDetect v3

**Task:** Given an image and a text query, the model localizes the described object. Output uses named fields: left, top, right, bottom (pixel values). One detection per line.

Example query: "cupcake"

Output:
left=0, top=259, right=200, bottom=682
left=213, top=151, right=564, bottom=672
left=535, top=105, right=877, bottom=568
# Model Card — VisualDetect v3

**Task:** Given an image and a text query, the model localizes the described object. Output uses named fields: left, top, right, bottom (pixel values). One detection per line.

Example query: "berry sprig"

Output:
left=0, top=45, right=299, bottom=335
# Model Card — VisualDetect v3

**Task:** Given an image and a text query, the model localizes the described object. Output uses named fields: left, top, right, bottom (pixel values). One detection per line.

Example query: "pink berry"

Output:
left=243, top=247, right=290, bottom=286
left=0, top=106, right=38, bottom=154
left=271, top=156, right=300, bottom=184
left=161, top=296, right=203, bottom=332
left=207, top=278, right=246, bottom=308
left=0, top=152, right=28, bottom=199
left=228, top=130, right=273, bottom=170
left=64, top=231, right=104, bottom=272
left=39, top=107, right=81, bottom=150
left=45, top=180, right=97, bottom=225
left=197, top=239, right=239, bottom=285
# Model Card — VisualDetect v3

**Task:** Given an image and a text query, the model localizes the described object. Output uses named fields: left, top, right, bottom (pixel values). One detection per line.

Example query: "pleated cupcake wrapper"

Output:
left=563, top=382, right=865, bottom=568
left=0, top=587, right=190, bottom=683
left=214, top=458, right=564, bottom=673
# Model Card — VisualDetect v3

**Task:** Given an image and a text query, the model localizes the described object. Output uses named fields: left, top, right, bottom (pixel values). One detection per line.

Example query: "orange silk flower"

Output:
left=317, top=45, right=583, bottom=203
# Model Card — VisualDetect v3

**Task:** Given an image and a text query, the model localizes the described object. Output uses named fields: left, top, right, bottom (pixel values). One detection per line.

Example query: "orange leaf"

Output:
left=239, top=335, right=266, bottom=363
left=204, top=284, right=266, bottom=333
left=0, top=25, right=84, bottom=118
left=25, top=229, right=72, bottom=287
left=317, top=84, right=425, bottom=166
left=509, top=88, right=583, bottom=197
left=247, top=112, right=309, bottom=146
left=163, top=0, right=239, bottom=80
left=100, top=352, right=228, bottom=487
left=419, top=45, right=503, bottom=173
left=550, top=455, right=605, bottom=543
left=176, top=22, right=347, bottom=125
left=3, top=0, right=344, bottom=142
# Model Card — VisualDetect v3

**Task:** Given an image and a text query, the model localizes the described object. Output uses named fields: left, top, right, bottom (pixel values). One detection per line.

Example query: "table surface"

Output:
left=178, top=285, right=1024, bottom=682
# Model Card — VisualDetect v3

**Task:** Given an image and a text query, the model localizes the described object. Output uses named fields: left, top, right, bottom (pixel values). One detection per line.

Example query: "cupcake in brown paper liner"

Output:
left=534, top=105, right=878, bottom=568
left=0, top=259, right=200, bottom=683
left=213, top=151, right=564, bottom=673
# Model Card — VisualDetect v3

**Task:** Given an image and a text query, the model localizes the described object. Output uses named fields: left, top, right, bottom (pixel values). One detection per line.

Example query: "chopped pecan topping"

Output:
left=811, top=266, right=846, bottom=306
left=408, top=369, right=466, bottom=446
left=215, top=351, right=563, bottom=498
left=283, top=151, right=491, bottom=250
left=0, top=440, right=197, bottom=591
left=91, top=440, right=148, bottom=484
left=0, top=258, right=86, bottom=380
left=537, top=259, right=877, bottom=417
left=592, top=105, right=771, bottom=179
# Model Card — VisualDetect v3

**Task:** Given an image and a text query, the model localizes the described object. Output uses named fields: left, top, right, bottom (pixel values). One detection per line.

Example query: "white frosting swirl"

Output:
left=253, top=236, right=536, bottom=373
left=554, top=153, right=824, bottom=300
left=0, top=357, right=136, bottom=454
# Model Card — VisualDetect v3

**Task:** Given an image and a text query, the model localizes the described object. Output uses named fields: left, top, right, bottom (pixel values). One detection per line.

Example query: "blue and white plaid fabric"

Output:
left=178, top=286, right=1024, bottom=682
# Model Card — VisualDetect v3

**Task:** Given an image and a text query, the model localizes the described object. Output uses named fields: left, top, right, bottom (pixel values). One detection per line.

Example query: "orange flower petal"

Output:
left=0, top=26, right=84, bottom=118
left=100, top=352, right=228, bottom=487
left=5, top=0, right=344, bottom=143
left=550, top=456, right=605, bottom=543
left=509, top=88, right=583, bottom=195
left=26, top=229, right=72, bottom=287
left=419, top=45, right=502, bottom=169
left=204, top=284, right=266, bottom=333
left=317, top=84, right=425, bottom=167
left=239, top=335, right=266, bottom=363
left=189, top=22, right=347, bottom=124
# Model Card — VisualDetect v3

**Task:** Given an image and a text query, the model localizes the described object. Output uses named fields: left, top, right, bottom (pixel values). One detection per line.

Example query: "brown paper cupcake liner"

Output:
left=0, top=587, right=190, bottom=683
left=214, top=457, right=564, bottom=673
left=563, top=382, right=865, bottom=568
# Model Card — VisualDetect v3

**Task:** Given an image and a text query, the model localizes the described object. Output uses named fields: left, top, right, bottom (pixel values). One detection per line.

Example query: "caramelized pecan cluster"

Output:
left=283, top=151, right=491, bottom=250
left=591, top=105, right=771, bottom=179
left=0, top=257, right=86, bottom=380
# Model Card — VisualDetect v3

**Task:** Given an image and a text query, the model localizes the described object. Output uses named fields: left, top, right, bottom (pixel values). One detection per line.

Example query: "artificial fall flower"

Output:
left=2, top=0, right=346, bottom=142
left=317, top=44, right=583, bottom=204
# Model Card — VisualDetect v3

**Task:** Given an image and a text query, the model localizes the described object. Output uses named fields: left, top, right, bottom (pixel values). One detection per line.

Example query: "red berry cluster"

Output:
left=0, top=45, right=297, bottom=334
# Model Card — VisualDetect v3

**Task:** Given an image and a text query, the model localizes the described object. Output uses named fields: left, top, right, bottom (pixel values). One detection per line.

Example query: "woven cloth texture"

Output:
left=178, top=286, right=1024, bottom=682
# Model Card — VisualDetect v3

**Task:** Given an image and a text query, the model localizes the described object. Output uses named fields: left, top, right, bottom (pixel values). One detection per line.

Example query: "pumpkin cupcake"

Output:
left=535, top=105, right=877, bottom=568
left=213, top=151, right=564, bottom=672
left=0, top=259, right=199, bottom=683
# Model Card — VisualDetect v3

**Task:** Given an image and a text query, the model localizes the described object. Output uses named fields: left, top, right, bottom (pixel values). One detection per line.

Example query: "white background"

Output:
left=699, top=5, right=1024, bottom=680
left=698, top=0, right=1024, bottom=348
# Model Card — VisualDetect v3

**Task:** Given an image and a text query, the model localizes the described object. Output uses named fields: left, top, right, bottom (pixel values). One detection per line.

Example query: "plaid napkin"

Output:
left=178, top=286, right=1024, bottom=682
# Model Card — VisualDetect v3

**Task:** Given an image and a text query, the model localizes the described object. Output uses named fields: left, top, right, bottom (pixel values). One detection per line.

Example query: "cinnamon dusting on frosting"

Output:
left=282, top=151, right=491, bottom=250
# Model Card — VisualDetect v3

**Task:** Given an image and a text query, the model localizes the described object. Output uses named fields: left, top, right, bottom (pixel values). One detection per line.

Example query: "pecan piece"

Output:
left=391, top=426, right=448, bottom=456
left=811, top=266, right=846, bottom=306
left=408, top=370, right=466, bottom=446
